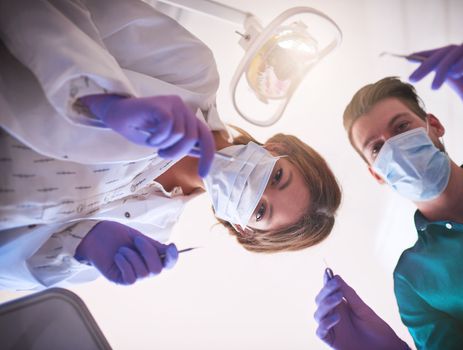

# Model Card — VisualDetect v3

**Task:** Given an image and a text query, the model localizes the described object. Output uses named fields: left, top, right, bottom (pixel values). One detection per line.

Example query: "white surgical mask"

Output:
left=203, top=142, right=278, bottom=228
left=372, top=127, right=450, bottom=202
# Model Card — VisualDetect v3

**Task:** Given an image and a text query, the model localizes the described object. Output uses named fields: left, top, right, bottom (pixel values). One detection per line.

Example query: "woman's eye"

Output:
left=256, top=203, right=266, bottom=222
left=371, top=142, right=383, bottom=159
left=271, top=168, right=283, bottom=185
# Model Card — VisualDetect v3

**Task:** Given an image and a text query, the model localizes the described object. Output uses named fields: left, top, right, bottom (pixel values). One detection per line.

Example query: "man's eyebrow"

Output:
left=361, top=113, right=410, bottom=151
left=278, top=170, right=292, bottom=191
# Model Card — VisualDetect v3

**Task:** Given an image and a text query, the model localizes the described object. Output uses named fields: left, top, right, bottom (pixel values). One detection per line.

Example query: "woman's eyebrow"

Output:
left=268, top=202, right=274, bottom=224
left=278, top=170, right=292, bottom=191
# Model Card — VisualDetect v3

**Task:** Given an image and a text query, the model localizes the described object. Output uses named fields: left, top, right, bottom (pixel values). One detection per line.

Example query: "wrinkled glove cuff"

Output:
left=78, top=94, right=127, bottom=124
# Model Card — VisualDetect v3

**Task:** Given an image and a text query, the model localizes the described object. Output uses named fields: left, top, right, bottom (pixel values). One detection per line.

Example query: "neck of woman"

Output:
left=154, top=130, right=233, bottom=195
left=417, top=161, right=463, bottom=223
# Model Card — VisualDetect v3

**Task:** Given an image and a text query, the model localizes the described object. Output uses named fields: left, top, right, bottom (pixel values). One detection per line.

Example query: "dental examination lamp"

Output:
left=158, top=0, right=342, bottom=126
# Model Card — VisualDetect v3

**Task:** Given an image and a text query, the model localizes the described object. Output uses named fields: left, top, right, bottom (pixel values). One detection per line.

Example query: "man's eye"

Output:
left=271, top=168, right=283, bottom=185
left=396, top=121, right=410, bottom=133
left=256, top=203, right=266, bottom=222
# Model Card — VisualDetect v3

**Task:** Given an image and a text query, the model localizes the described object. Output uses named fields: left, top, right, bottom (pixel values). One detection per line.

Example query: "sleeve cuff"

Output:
left=26, top=220, right=100, bottom=287
left=68, top=76, right=131, bottom=127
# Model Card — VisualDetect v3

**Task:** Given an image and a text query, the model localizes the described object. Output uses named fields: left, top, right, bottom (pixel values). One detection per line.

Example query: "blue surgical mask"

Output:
left=202, top=142, right=278, bottom=228
left=372, top=127, right=450, bottom=202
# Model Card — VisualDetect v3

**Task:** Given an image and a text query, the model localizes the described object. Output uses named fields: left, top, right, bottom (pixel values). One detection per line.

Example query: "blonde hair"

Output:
left=343, top=77, right=427, bottom=161
left=216, top=126, right=342, bottom=253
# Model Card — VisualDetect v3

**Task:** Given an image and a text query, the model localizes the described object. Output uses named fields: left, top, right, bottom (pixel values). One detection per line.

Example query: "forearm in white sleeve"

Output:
left=0, top=0, right=137, bottom=125
left=83, top=0, right=227, bottom=133
left=25, top=220, right=100, bottom=288
left=84, top=0, right=220, bottom=95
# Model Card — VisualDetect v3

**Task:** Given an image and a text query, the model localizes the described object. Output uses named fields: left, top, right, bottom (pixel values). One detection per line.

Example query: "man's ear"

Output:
left=368, top=166, right=386, bottom=185
left=427, top=114, right=445, bottom=137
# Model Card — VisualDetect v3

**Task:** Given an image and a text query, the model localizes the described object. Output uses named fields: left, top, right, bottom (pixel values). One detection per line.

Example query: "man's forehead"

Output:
left=351, top=98, right=412, bottom=141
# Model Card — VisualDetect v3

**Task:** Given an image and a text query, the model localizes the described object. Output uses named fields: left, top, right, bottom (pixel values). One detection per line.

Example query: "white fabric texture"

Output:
left=0, top=0, right=222, bottom=164
left=0, top=0, right=226, bottom=290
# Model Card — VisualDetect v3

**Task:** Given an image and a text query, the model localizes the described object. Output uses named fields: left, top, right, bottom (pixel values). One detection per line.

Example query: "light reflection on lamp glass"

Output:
left=246, top=22, right=318, bottom=102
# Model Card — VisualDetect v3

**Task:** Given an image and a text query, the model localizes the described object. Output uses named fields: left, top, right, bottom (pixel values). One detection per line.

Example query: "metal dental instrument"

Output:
left=177, top=247, right=200, bottom=254
left=379, top=51, right=427, bottom=62
left=325, top=267, right=334, bottom=280
left=134, top=127, right=234, bottom=160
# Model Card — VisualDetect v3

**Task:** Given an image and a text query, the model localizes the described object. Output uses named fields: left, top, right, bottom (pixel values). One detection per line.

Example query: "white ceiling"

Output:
left=1, top=1, right=462, bottom=349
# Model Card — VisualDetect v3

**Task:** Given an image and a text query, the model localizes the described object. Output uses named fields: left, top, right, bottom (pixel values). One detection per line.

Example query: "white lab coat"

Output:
left=0, top=0, right=223, bottom=163
left=0, top=0, right=227, bottom=290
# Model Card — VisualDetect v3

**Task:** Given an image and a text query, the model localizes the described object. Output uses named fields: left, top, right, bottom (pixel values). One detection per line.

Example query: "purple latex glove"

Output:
left=79, top=94, right=215, bottom=177
left=75, top=221, right=178, bottom=285
left=314, top=269, right=409, bottom=350
left=408, top=44, right=463, bottom=101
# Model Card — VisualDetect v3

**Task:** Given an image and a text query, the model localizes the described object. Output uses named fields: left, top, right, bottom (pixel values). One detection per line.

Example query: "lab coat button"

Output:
left=124, top=212, right=131, bottom=218
left=130, top=184, right=136, bottom=192
left=445, top=223, right=453, bottom=229
left=77, top=204, right=85, bottom=213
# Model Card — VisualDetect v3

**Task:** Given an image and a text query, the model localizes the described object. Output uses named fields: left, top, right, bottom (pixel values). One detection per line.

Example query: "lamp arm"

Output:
left=157, top=0, right=253, bottom=26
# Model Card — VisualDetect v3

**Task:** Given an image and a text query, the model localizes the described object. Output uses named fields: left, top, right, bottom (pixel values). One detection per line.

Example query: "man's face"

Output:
left=350, top=98, right=444, bottom=173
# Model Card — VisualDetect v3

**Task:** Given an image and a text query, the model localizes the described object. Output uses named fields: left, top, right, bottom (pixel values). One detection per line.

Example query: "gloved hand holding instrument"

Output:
left=75, top=220, right=179, bottom=285
left=79, top=94, right=216, bottom=177
left=408, top=43, right=463, bottom=101
left=314, top=268, right=410, bottom=350
left=381, top=43, right=463, bottom=100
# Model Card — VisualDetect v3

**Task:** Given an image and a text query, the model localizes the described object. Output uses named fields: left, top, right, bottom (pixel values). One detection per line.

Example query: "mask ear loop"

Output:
left=440, top=134, right=446, bottom=153
left=231, top=223, right=255, bottom=236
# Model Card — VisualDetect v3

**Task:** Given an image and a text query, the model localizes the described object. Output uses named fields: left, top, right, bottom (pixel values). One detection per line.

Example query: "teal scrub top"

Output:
left=393, top=211, right=463, bottom=350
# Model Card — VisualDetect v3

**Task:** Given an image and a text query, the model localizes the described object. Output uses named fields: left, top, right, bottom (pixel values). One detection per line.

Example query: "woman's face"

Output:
left=246, top=154, right=311, bottom=232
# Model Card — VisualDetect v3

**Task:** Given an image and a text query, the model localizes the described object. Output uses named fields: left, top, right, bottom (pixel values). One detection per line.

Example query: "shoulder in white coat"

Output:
left=0, top=0, right=222, bottom=164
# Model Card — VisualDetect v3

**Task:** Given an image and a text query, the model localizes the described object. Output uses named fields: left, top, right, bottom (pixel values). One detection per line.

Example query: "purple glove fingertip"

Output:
left=316, top=312, right=340, bottom=342
left=114, top=251, right=136, bottom=285
left=163, top=243, right=178, bottom=269
left=324, top=267, right=334, bottom=284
